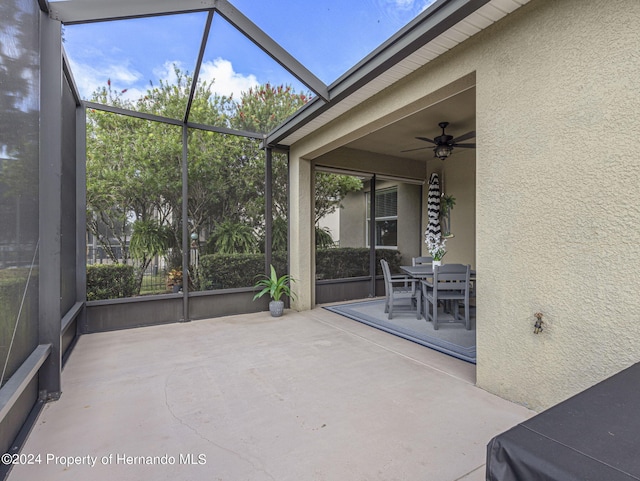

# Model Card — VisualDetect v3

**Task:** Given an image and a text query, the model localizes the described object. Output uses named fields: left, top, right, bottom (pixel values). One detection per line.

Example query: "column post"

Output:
left=288, top=150, right=314, bottom=310
left=38, top=13, right=63, bottom=401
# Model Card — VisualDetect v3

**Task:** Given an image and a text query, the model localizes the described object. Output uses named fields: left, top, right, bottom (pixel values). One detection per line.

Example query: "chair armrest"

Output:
left=388, top=276, right=416, bottom=285
left=389, top=273, right=410, bottom=280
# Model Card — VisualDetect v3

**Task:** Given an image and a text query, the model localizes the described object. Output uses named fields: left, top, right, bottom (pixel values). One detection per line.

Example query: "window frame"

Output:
left=365, top=187, right=398, bottom=249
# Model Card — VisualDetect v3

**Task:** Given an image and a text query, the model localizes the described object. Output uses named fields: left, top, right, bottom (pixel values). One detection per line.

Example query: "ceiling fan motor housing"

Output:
left=403, top=121, right=475, bottom=158
left=435, top=134, right=454, bottom=145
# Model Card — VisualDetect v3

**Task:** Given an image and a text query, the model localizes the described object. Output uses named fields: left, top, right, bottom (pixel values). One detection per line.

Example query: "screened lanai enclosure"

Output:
left=4, top=0, right=468, bottom=465
left=5, top=0, right=640, bottom=477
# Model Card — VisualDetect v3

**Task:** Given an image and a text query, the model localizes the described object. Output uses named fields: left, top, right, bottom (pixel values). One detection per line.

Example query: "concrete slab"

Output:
left=8, top=307, right=533, bottom=481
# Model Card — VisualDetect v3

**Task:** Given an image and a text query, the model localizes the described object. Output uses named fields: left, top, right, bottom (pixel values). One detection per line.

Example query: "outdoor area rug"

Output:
left=324, top=299, right=476, bottom=364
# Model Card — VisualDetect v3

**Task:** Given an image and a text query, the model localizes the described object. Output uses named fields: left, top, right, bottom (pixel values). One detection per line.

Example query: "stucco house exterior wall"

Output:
left=339, top=179, right=422, bottom=266
left=338, top=189, right=366, bottom=248
left=289, top=0, right=640, bottom=411
left=473, top=0, right=640, bottom=410
left=397, top=183, right=422, bottom=265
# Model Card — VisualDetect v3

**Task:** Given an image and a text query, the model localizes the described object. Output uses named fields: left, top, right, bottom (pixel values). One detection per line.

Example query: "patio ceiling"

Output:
left=344, top=85, right=477, bottom=164
left=268, top=0, right=530, bottom=161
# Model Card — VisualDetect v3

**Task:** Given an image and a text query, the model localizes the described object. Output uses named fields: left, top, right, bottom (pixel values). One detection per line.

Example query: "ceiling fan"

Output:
left=403, top=122, right=476, bottom=160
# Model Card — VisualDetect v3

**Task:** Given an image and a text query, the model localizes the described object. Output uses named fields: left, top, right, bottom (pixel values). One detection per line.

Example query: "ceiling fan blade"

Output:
left=451, top=130, right=475, bottom=143
left=452, top=143, right=476, bottom=148
left=401, top=146, right=430, bottom=152
left=415, top=136, right=436, bottom=144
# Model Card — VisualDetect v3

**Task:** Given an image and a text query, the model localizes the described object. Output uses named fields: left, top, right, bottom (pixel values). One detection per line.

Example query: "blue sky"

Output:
left=63, top=0, right=437, bottom=103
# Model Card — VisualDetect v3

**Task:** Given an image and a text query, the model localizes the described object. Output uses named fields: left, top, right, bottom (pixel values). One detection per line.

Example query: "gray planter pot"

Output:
left=269, top=300, right=284, bottom=317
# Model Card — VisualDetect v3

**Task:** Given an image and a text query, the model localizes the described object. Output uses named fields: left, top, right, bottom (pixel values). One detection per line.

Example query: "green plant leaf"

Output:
left=252, top=264, right=296, bottom=302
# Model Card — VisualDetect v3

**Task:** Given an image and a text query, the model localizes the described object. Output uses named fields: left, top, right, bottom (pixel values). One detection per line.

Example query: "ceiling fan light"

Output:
left=434, top=144, right=452, bottom=160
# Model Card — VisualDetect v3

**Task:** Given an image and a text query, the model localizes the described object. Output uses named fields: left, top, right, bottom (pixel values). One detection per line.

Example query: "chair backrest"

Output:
left=412, top=256, right=433, bottom=266
left=380, top=259, right=392, bottom=295
left=433, top=264, right=471, bottom=293
left=380, top=259, right=391, bottom=282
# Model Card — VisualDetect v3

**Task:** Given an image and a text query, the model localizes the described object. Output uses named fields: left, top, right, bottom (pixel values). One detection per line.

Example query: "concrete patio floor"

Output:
left=8, top=306, right=533, bottom=481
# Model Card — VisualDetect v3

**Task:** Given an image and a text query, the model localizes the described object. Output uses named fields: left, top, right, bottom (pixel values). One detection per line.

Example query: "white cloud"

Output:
left=376, top=0, right=438, bottom=24
left=68, top=57, right=143, bottom=101
left=71, top=57, right=259, bottom=104
left=198, top=58, right=260, bottom=99
left=391, top=0, right=416, bottom=9
left=419, top=0, right=438, bottom=12
left=390, top=0, right=437, bottom=10
left=154, top=58, right=260, bottom=99
left=152, top=60, right=184, bottom=86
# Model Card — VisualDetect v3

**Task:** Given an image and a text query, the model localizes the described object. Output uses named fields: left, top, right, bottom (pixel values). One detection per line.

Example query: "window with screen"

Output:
left=366, top=188, right=398, bottom=248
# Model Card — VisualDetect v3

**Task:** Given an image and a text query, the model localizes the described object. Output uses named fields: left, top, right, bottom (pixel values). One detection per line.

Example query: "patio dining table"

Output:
left=401, top=264, right=477, bottom=321
left=400, top=265, right=477, bottom=279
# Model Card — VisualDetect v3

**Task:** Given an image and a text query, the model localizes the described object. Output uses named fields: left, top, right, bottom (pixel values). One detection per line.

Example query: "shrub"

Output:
left=315, top=226, right=335, bottom=248
left=210, top=220, right=258, bottom=254
left=196, top=248, right=402, bottom=290
left=197, top=252, right=288, bottom=290
left=87, top=264, right=136, bottom=300
left=316, top=248, right=401, bottom=280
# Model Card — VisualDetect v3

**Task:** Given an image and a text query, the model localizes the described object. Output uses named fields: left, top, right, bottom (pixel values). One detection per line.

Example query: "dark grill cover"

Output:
left=486, top=362, right=640, bottom=481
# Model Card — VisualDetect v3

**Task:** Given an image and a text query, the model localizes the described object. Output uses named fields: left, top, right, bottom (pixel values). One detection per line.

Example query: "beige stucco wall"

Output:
left=397, top=183, right=422, bottom=264
left=289, top=153, right=315, bottom=310
left=473, top=0, right=640, bottom=410
left=290, top=0, right=640, bottom=410
left=340, top=180, right=422, bottom=265
left=338, top=189, right=366, bottom=248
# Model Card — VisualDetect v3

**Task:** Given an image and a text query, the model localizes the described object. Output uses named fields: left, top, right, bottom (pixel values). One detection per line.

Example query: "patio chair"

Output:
left=412, top=256, right=433, bottom=266
left=421, top=263, right=471, bottom=330
left=380, top=259, right=421, bottom=320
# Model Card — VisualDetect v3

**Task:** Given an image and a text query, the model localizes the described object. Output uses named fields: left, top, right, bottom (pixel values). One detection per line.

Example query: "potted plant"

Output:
left=253, top=265, right=296, bottom=317
left=440, top=194, right=456, bottom=237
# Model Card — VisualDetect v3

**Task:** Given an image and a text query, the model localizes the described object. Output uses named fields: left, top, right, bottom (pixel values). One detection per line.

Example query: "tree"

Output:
left=0, top=1, right=40, bottom=254
left=0, top=1, right=38, bottom=161
left=315, top=172, right=363, bottom=224
left=86, top=81, right=186, bottom=279
left=129, top=219, right=173, bottom=291
left=187, top=130, right=262, bottom=241
left=210, top=220, right=257, bottom=254
left=86, top=83, right=183, bottom=266
left=232, top=83, right=311, bottom=134
left=85, top=71, right=363, bottom=296
left=230, top=85, right=363, bottom=233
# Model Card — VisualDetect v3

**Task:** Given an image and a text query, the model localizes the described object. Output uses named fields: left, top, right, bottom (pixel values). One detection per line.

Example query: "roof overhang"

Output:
left=266, top=0, right=530, bottom=148
left=47, top=0, right=530, bottom=148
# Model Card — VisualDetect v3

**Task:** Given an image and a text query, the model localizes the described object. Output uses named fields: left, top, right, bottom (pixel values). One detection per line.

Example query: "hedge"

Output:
left=197, top=248, right=402, bottom=289
left=315, top=248, right=402, bottom=280
left=84, top=249, right=404, bottom=297
left=86, top=264, right=136, bottom=301
left=197, top=252, right=288, bottom=290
